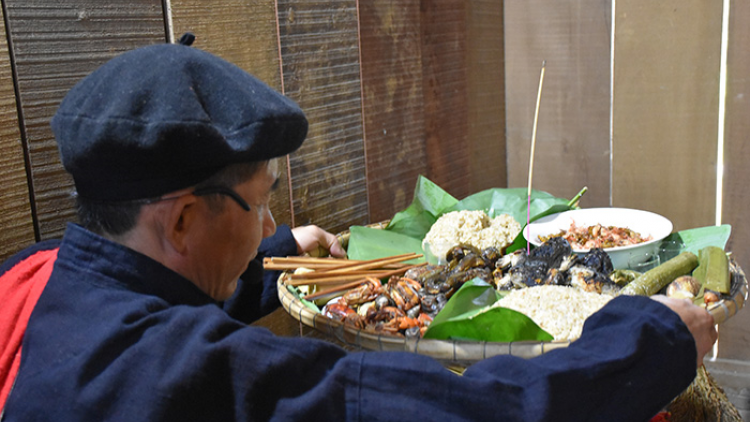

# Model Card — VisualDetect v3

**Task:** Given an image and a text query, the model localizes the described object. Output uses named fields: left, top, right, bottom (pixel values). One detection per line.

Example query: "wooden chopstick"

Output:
left=287, top=272, right=390, bottom=286
left=289, top=269, right=394, bottom=281
left=303, top=278, right=374, bottom=301
left=313, top=253, right=422, bottom=274
left=288, top=262, right=428, bottom=287
left=269, top=252, right=428, bottom=302
left=263, top=257, right=348, bottom=271
left=262, top=256, right=417, bottom=271
left=298, top=262, right=427, bottom=292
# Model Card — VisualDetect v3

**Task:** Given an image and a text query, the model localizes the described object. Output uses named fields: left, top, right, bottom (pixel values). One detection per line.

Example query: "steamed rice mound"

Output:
left=493, top=285, right=613, bottom=341
left=423, top=210, right=521, bottom=261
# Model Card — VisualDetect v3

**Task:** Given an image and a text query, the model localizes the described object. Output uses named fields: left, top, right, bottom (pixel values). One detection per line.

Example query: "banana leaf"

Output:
left=385, top=175, right=459, bottom=239
left=347, top=175, right=583, bottom=261
left=422, top=279, right=553, bottom=342
left=663, top=224, right=732, bottom=255
left=346, top=226, right=425, bottom=263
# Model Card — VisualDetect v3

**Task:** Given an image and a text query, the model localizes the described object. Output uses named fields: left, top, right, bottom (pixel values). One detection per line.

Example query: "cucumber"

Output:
left=692, top=246, right=730, bottom=294
left=619, top=251, right=699, bottom=297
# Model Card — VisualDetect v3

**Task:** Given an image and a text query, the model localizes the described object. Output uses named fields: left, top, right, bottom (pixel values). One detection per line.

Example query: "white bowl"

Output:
left=523, top=208, right=673, bottom=270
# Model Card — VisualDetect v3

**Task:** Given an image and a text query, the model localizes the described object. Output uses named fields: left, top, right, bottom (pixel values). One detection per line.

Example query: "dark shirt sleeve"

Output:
left=229, top=295, right=697, bottom=421
left=222, top=224, right=298, bottom=323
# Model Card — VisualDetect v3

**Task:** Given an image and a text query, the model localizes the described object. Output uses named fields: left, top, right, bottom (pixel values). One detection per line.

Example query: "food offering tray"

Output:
left=276, top=237, right=748, bottom=365
left=277, top=272, right=572, bottom=363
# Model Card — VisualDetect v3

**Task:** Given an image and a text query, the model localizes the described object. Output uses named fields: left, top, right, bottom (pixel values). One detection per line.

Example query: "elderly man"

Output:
left=0, top=38, right=716, bottom=421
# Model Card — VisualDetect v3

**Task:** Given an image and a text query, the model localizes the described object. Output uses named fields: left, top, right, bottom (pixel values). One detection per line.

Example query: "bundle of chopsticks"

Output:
left=263, top=252, right=426, bottom=301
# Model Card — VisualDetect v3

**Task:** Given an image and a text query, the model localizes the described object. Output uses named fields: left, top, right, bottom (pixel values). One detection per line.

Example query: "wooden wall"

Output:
left=505, top=0, right=612, bottom=208
left=719, top=0, right=750, bottom=360
left=0, top=1, right=748, bottom=359
left=503, top=0, right=749, bottom=360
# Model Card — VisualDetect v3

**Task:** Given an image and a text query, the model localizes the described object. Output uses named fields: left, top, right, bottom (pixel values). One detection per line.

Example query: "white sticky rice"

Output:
left=492, top=285, right=613, bottom=341
left=423, top=210, right=521, bottom=262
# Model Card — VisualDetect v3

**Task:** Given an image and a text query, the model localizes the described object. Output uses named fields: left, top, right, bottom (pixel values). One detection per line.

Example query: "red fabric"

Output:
left=0, top=248, right=58, bottom=411
left=650, top=411, right=672, bottom=422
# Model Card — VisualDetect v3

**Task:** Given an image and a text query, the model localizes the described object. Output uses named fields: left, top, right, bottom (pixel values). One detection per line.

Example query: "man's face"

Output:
left=188, top=160, right=280, bottom=300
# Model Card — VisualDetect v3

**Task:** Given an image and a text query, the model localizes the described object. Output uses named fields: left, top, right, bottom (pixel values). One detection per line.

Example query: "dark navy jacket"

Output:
left=2, top=223, right=697, bottom=421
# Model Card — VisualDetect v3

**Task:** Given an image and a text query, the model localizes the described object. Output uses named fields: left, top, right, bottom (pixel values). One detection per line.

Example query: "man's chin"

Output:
left=216, top=279, right=239, bottom=302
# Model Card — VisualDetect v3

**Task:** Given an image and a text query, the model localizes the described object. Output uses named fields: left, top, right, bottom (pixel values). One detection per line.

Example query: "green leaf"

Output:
left=428, top=279, right=503, bottom=325
left=505, top=202, right=578, bottom=253
left=423, top=308, right=554, bottom=342
left=423, top=280, right=553, bottom=342
left=286, top=285, right=321, bottom=312
left=347, top=226, right=426, bottom=262
left=450, top=187, right=563, bottom=225
left=666, top=224, right=732, bottom=255
left=386, top=175, right=459, bottom=239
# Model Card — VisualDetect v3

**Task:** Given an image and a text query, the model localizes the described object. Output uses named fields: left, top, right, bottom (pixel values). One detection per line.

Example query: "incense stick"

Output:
left=527, top=60, right=547, bottom=255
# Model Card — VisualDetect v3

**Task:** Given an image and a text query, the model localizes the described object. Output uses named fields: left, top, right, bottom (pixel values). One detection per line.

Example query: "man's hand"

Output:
left=291, top=225, right=347, bottom=258
left=650, top=295, right=718, bottom=367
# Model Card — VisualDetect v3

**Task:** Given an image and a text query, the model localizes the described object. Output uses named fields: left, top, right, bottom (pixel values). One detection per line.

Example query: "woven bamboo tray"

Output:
left=277, top=226, right=749, bottom=365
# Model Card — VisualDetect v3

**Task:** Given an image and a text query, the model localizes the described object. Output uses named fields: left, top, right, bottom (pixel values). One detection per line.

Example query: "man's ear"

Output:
left=163, top=194, right=199, bottom=255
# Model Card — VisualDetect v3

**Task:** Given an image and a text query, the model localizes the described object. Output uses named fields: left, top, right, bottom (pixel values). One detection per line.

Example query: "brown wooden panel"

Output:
left=504, top=0, right=611, bottom=207
left=719, top=0, right=750, bottom=361
left=169, top=0, right=293, bottom=227
left=5, top=0, right=167, bottom=240
left=420, top=0, right=471, bottom=200
left=277, top=1, right=368, bottom=233
left=466, top=0, right=506, bottom=193
left=612, top=1, right=722, bottom=230
left=0, top=11, right=36, bottom=262
left=358, top=1, right=427, bottom=223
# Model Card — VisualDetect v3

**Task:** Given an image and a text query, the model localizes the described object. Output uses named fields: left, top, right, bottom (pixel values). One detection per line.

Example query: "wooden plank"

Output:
left=612, top=1, right=722, bottom=230
left=277, top=0, right=368, bottom=233
left=168, top=0, right=294, bottom=227
left=719, top=0, right=750, bottom=362
left=4, top=0, right=166, bottom=240
left=0, top=8, right=36, bottom=262
left=466, top=0, right=506, bottom=193
left=504, top=0, right=611, bottom=206
left=420, top=0, right=471, bottom=200
left=358, top=1, right=427, bottom=224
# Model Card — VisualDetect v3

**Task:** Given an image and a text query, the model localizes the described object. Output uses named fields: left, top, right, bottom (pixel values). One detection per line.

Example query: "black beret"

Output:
left=51, top=42, right=307, bottom=201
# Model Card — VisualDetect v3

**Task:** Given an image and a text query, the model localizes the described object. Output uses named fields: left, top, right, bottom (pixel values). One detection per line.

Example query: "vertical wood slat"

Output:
left=168, top=0, right=294, bottom=227
left=466, top=0, right=506, bottom=193
left=277, top=0, right=369, bottom=233
left=420, top=0, right=471, bottom=200
left=719, top=0, right=750, bottom=361
left=612, top=1, right=722, bottom=230
left=4, top=0, right=167, bottom=240
left=0, top=7, right=35, bottom=263
left=358, top=1, right=427, bottom=224
left=504, top=0, right=611, bottom=207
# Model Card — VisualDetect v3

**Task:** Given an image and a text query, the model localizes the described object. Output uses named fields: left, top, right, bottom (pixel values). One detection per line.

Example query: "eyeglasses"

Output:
left=149, top=186, right=251, bottom=211
left=192, top=186, right=251, bottom=211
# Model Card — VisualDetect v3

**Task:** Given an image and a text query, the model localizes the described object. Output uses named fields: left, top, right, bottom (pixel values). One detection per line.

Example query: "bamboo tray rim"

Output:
left=276, top=225, right=749, bottom=363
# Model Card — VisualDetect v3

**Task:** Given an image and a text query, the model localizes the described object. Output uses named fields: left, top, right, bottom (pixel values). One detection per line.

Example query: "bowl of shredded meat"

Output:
left=524, top=208, right=673, bottom=269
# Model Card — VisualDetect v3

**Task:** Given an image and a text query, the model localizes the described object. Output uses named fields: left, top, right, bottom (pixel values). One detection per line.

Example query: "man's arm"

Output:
left=224, top=224, right=345, bottom=323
